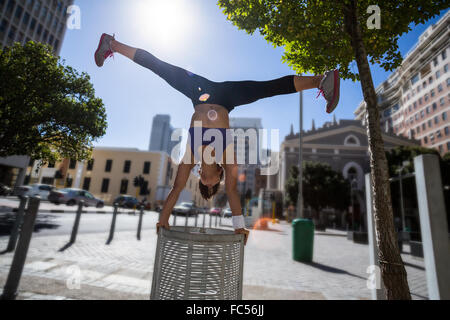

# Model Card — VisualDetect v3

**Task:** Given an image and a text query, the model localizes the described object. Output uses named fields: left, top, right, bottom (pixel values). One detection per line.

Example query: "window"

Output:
left=422, top=123, right=426, bottom=130
left=123, top=160, right=131, bottom=173
left=413, top=102, right=417, bottom=109
left=425, top=94, right=429, bottom=101
left=415, top=114, right=419, bottom=121
left=22, top=12, right=30, bottom=29
left=29, top=18, right=36, bottom=31
left=82, top=177, right=91, bottom=191
left=424, top=136, right=428, bottom=144
left=433, top=57, right=438, bottom=67
left=428, top=120, right=432, bottom=128
left=426, top=106, right=430, bottom=114
left=430, top=133, right=435, bottom=143
left=140, top=181, right=149, bottom=196
left=434, top=116, right=439, bottom=125
left=419, top=98, right=423, bottom=105
left=416, top=126, right=420, bottom=134
left=101, top=178, right=110, bottom=193
left=432, top=102, right=437, bottom=111
left=440, top=97, right=445, bottom=106
left=438, top=84, right=443, bottom=92
left=411, top=73, right=419, bottom=85
left=143, top=161, right=151, bottom=174
left=445, top=64, right=449, bottom=73
left=429, top=76, right=433, bottom=84
left=447, top=78, right=450, bottom=87
left=36, top=23, right=42, bottom=36
left=445, top=127, right=449, bottom=136
left=431, top=89, right=435, bottom=97
left=448, top=142, right=450, bottom=151
left=436, top=130, right=442, bottom=139
left=105, top=159, right=112, bottom=172
left=443, top=112, right=447, bottom=121
left=120, top=179, right=128, bottom=194
left=436, top=70, right=441, bottom=79
left=87, top=159, right=94, bottom=171
left=423, top=81, right=427, bottom=89
left=442, top=50, right=447, bottom=60
left=69, top=159, right=76, bottom=169
left=439, top=145, right=444, bottom=153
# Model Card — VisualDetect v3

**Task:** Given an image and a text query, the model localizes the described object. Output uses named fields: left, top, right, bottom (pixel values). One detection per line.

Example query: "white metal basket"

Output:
left=150, top=226, right=245, bottom=300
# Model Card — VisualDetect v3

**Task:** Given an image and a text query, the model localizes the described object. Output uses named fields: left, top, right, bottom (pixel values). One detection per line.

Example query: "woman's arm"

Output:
left=224, top=162, right=250, bottom=245
left=158, top=151, right=196, bottom=231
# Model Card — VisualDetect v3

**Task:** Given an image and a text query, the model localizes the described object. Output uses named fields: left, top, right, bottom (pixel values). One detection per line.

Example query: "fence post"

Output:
left=6, top=197, right=28, bottom=253
left=1, top=197, right=40, bottom=300
left=195, top=213, right=198, bottom=228
left=69, top=201, right=84, bottom=244
left=137, top=205, right=144, bottom=241
left=414, top=154, right=450, bottom=300
left=215, top=214, right=218, bottom=228
left=202, top=212, right=206, bottom=228
left=106, top=203, right=118, bottom=245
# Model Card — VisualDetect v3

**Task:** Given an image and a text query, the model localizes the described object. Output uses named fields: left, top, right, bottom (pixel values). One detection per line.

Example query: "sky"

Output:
left=60, top=0, right=448, bottom=152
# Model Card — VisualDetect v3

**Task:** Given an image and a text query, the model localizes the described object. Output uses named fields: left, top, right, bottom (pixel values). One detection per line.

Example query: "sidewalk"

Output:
left=0, top=222, right=428, bottom=300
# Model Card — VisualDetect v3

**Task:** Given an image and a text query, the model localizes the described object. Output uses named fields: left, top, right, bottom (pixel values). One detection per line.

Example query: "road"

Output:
left=0, top=197, right=231, bottom=238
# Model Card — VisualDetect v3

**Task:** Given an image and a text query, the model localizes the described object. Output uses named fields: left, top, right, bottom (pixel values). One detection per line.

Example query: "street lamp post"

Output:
left=297, top=76, right=304, bottom=219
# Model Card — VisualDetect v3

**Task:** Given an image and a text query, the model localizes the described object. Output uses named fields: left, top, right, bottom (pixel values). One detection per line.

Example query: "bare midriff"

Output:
left=190, top=104, right=230, bottom=129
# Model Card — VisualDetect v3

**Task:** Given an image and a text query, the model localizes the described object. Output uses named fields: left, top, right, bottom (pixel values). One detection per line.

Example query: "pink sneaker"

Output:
left=94, top=33, right=115, bottom=67
left=317, top=69, right=340, bottom=114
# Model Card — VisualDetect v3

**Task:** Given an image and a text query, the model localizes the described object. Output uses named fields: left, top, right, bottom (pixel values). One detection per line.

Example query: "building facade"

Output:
left=27, top=147, right=212, bottom=208
left=354, top=10, right=450, bottom=155
left=270, top=119, right=419, bottom=228
left=0, top=0, right=73, bottom=55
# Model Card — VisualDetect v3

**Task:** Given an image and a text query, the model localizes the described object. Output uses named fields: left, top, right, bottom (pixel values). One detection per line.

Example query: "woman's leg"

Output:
left=110, top=39, right=204, bottom=99
left=223, top=75, right=323, bottom=108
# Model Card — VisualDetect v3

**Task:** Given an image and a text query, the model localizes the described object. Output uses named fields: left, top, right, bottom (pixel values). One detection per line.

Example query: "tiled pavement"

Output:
left=0, top=221, right=428, bottom=300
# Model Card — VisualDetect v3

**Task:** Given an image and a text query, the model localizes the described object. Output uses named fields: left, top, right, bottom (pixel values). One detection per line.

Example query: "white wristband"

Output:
left=232, top=215, right=246, bottom=230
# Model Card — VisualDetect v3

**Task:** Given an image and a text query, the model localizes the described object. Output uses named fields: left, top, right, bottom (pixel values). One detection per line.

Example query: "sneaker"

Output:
left=94, top=33, right=115, bottom=67
left=317, top=69, right=340, bottom=113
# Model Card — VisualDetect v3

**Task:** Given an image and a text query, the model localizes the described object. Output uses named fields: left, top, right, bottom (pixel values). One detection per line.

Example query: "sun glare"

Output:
left=134, top=0, right=194, bottom=49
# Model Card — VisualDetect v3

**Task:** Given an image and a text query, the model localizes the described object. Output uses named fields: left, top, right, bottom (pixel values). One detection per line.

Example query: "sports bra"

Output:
left=188, top=127, right=234, bottom=162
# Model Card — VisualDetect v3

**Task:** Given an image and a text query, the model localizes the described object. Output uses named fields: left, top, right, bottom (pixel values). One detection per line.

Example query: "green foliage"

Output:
left=218, top=0, right=448, bottom=80
left=0, top=41, right=107, bottom=164
left=284, top=161, right=350, bottom=212
left=385, top=145, right=439, bottom=177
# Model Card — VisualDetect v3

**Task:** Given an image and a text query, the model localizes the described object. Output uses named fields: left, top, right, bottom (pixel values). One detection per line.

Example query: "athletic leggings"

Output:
left=133, top=49, right=297, bottom=113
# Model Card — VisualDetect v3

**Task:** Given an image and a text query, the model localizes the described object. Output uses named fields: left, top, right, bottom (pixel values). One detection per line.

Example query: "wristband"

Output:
left=232, top=215, right=246, bottom=230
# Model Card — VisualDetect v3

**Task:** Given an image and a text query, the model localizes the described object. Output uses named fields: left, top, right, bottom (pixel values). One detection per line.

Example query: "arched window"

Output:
left=344, top=134, right=361, bottom=146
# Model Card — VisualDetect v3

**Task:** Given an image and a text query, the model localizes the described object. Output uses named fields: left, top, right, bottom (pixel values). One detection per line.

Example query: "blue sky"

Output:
left=60, top=1, right=448, bottom=151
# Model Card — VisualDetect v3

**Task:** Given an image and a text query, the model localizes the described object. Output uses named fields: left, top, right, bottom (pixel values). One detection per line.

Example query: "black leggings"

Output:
left=133, top=49, right=297, bottom=113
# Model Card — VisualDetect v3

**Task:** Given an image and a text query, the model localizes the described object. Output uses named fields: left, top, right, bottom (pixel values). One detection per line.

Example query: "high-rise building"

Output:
left=229, top=117, right=263, bottom=197
left=354, top=10, right=450, bottom=155
left=149, top=114, right=177, bottom=155
left=0, top=0, right=73, bottom=55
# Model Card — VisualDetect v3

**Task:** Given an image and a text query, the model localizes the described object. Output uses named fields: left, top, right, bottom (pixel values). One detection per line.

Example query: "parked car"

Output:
left=198, top=207, right=209, bottom=214
left=0, top=183, right=12, bottom=196
left=14, top=184, right=55, bottom=200
left=48, top=188, right=104, bottom=208
left=222, top=207, right=233, bottom=218
left=209, top=207, right=222, bottom=216
left=173, top=202, right=197, bottom=216
left=114, top=195, right=139, bottom=209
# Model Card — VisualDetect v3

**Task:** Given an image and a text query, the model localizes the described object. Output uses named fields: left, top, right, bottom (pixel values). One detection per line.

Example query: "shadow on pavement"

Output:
left=303, top=261, right=367, bottom=280
left=0, top=212, right=61, bottom=237
left=58, top=242, right=74, bottom=252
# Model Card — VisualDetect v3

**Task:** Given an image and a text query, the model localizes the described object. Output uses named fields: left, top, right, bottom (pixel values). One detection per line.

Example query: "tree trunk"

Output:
left=343, top=0, right=411, bottom=299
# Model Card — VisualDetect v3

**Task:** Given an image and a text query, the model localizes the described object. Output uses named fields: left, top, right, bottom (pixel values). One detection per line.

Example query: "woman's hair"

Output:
left=199, top=165, right=224, bottom=200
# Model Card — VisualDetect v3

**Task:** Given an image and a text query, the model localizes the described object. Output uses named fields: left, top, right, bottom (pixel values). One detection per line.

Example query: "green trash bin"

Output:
left=292, top=219, right=314, bottom=262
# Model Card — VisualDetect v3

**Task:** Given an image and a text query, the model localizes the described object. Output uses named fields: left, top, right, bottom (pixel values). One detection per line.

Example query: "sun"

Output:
left=134, top=0, right=194, bottom=49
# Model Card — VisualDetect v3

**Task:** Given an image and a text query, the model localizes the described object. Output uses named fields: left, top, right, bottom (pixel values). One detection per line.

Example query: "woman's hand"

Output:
left=235, top=228, right=250, bottom=245
left=156, top=221, right=170, bottom=234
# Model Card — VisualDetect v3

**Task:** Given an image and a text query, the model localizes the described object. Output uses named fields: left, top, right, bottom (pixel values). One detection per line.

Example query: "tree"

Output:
left=218, top=0, right=448, bottom=299
left=285, top=162, right=350, bottom=221
left=385, top=145, right=439, bottom=177
left=0, top=41, right=107, bottom=164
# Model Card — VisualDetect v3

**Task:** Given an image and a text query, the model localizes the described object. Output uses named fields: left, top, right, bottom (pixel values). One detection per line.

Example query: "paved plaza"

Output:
left=0, top=212, right=429, bottom=300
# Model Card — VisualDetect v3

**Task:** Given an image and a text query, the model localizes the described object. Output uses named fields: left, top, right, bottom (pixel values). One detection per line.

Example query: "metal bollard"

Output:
left=202, top=212, right=206, bottom=228
left=215, top=214, right=218, bottom=227
left=5, top=197, right=28, bottom=253
left=209, top=213, right=212, bottom=228
left=219, top=214, right=222, bottom=227
left=106, top=203, right=118, bottom=245
left=173, top=212, right=177, bottom=226
left=1, top=197, right=40, bottom=300
left=69, top=201, right=84, bottom=244
left=137, top=205, right=144, bottom=241
left=184, top=212, right=188, bottom=229
left=195, top=213, right=198, bottom=227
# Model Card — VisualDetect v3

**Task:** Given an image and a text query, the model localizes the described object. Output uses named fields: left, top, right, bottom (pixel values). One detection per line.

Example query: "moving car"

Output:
left=0, top=183, right=12, bottom=196
left=222, top=207, right=233, bottom=218
left=114, top=195, right=139, bottom=209
left=48, top=188, right=104, bottom=208
left=209, top=207, right=222, bottom=216
left=14, top=184, right=55, bottom=200
left=173, top=202, right=197, bottom=216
